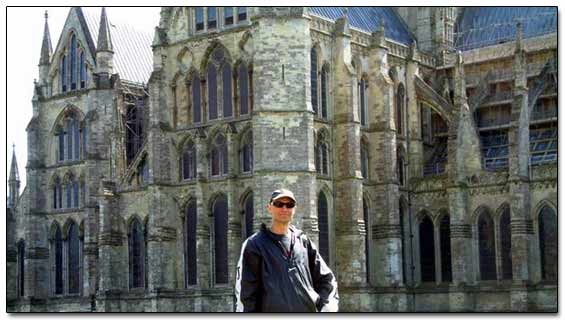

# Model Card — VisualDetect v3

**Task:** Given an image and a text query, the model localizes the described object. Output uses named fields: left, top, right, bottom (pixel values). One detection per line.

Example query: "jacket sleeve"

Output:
left=306, top=237, right=339, bottom=312
left=235, top=239, right=262, bottom=312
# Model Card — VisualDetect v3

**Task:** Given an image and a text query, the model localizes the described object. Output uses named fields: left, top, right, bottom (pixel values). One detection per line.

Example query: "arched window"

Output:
left=240, top=131, right=253, bottom=173
left=182, top=141, right=197, bottom=181
left=53, top=224, right=63, bottom=294
left=499, top=207, right=512, bottom=280
left=310, top=47, right=318, bottom=115
left=191, top=73, right=201, bottom=123
left=17, top=240, right=25, bottom=297
left=318, top=192, right=329, bottom=264
left=70, top=34, right=77, bottom=90
left=399, top=200, right=407, bottom=284
left=185, top=200, right=198, bottom=286
left=128, top=218, right=145, bottom=289
left=67, top=221, right=80, bottom=294
left=478, top=211, right=496, bottom=280
left=213, top=194, right=229, bottom=284
left=419, top=214, right=435, bottom=282
left=207, top=63, right=218, bottom=120
left=321, top=64, right=328, bottom=119
left=79, top=51, right=86, bottom=89
left=359, top=77, right=368, bottom=126
left=316, top=132, right=329, bottom=175
left=210, top=134, right=228, bottom=177
left=65, top=180, right=73, bottom=208
left=144, top=219, right=149, bottom=288
left=57, top=113, right=81, bottom=163
left=57, top=126, right=65, bottom=161
left=439, top=214, right=452, bottom=282
left=73, top=180, right=79, bottom=208
left=61, top=55, right=67, bottom=92
left=222, top=63, right=233, bottom=118
left=53, top=177, right=62, bottom=209
left=361, top=141, right=369, bottom=180
left=242, top=192, right=254, bottom=239
left=238, top=63, right=250, bottom=116
left=397, top=155, right=405, bottom=186
left=396, top=84, right=405, bottom=135
left=539, top=206, right=557, bottom=281
left=363, top=198, right=370, bottom=283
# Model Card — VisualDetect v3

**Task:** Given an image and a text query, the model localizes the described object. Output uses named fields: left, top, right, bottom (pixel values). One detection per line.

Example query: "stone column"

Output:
left=367, top=25, right=403, bottom=288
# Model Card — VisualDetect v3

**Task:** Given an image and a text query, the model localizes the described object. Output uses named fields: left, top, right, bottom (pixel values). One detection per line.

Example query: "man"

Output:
left=235, top=188, right=339, bottom=312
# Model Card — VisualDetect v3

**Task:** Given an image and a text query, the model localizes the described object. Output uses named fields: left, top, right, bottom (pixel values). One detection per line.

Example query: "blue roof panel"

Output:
left=455, top=7, right=557, bottom=51
left=308, top=7, right=414, bottom=45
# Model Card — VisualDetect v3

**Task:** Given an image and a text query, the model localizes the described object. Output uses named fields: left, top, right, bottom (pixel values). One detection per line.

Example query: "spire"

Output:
left=515, top=21, right=524, bottom=53
left=9, top=144, right=19, bottom=183
left=8, top=144, right=20, bottom=209
left=97, top=7, right=113, bottom=52
left=39, top=10, right=52, bottom=65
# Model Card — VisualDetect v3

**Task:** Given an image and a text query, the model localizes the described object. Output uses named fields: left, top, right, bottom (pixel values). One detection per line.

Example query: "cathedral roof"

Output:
left=455, top=7, right=557, bottom=51
left=81, top=8, right=153, bottom=85
left=308, top=7, right=414, bottom=45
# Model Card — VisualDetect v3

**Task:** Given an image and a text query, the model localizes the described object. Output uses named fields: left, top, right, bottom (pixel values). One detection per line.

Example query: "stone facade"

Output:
left=7, top=7, right=557, bottom=312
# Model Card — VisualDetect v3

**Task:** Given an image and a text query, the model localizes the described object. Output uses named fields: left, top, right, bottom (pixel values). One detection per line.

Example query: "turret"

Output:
left=95, top=7, right=114, bottom=76
left=8, top=144, right=20, bottom=209
left=38, top=11, right=52, bottom=92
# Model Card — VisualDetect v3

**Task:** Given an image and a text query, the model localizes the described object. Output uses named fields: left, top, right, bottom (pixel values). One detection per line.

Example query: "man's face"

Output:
left=267, top=197, right=296, bottom=224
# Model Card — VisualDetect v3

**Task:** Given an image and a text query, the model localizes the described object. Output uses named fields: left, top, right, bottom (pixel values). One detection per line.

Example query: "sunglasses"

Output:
left=272, top=201, right=296, bottom=209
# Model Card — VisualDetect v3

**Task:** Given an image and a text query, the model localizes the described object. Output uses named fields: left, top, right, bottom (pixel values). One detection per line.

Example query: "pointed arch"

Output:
left=50, top=221, right=64, bottom=294
left=396, top=82, right=406, bottom=135
left=358, top=73, right=369, bottom=127
left=180, top=136, right=197, bottom=181
left=360, top=136, right=370, bottom=180
left=418, top=211, right=435, bottom=282
left=477, top=208, right=496, bottom=281
left=320, top=62, right=330, bottom=119
left=239, top=127, right=253, bottom=174
left=362, top=192, right=371, bottom=283
left=240, top=189, right=255, bottom=239
left=437, top=210, right=452, bottom=283
left=317, top=189, right=330, bottom=264
left=128, top=215, right=145, bottom=289
left=209, top=131, right=228, bottom=177
left=310, top=44, right=320, bottom=115
left=184, top=197, right=198, bottom=286
left=211, top=192, right=229, bottom=284
left=538, top=205, right=557, bottom=281
left=17, top=239, right=25, bottom=297
left=187, top=67, right=202, bottom=124
left=66, top=220, right=80, bottom=294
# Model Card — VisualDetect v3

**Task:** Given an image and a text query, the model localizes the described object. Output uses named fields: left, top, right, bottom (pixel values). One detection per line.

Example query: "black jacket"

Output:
left=235, top=224, right=339, bottom=312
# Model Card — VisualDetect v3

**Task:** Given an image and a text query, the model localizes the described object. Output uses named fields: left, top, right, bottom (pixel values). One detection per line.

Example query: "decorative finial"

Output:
left=344, top=8, right=349, bottom=17
left=45, top=10, right=48, bottom=20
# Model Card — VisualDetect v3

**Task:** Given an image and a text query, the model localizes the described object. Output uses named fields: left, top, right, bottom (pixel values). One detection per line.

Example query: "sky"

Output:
left=5, top=7, right=161, bottom=192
